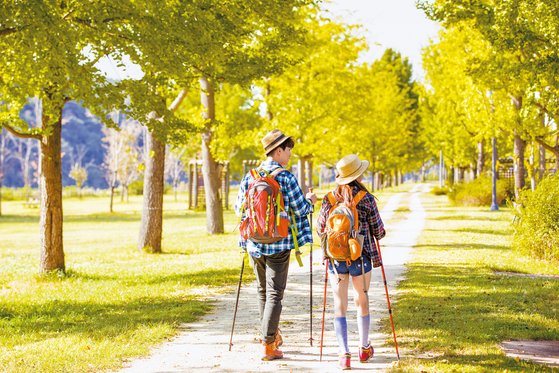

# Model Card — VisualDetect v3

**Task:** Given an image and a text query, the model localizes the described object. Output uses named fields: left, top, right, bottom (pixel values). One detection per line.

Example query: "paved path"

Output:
left=116, top=185, right=428, bottom=372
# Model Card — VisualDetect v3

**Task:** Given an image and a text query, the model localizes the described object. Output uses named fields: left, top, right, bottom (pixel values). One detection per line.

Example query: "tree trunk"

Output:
left=109, top=184, right=115, bottom=213
left=539, top=144, right=546, bottom=180
left=138, top=130, right=166, bottom=252
left=199, top=77, right=224, bottom=234
left=476, top=140, right=485, bottom=178
left=297, top=157, right=307, bottom=191
left=265, top=79, right=273, bottom=121
left=448, top=167, right=455, bottom=186
left=305, top=158, right=313, bottom=190
left=529, top=143, right=536, bottom=191
left=23, top=138, right=34, bottom=189
left=0, top=131, right=4, bottom=217
left=513, top=131, right=526, bottom=199
left=458, top=167, right=466, bottom=183
left=39, top=117, right=65, bottom=272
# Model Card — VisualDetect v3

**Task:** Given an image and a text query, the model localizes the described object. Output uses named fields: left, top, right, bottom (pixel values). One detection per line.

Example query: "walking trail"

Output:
left=116, top=184, right=429, bottom=373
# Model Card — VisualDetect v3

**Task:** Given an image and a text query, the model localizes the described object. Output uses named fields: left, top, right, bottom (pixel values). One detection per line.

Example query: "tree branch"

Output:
left=2, top=124, right=41, bottom=140
left=535, top=136, right=559, bottom=154
left=168, top=89, right=188, bottom=112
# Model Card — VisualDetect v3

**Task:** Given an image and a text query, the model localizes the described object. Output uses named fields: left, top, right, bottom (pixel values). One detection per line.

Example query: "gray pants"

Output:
left=249, top=249, right=291, bottom=344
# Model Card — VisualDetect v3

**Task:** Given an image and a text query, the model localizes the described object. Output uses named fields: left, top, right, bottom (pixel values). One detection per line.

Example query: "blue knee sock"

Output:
left=334, top=317, right=349, bottom=354
left=357, top=314, right=370, bottom=347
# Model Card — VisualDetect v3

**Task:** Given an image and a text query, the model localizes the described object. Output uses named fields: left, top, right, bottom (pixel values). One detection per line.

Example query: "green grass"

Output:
left=390, top=192, right=559, bottom=372
left=0, top=193, right=253, bottom=373
left=0, top=183, right=437, bottom=372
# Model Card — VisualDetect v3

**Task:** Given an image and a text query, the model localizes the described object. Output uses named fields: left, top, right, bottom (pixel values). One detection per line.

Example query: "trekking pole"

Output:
left=229, top=251, right=246, bottom=352
left=374, top=237, right=400, bottom=360
left=308, top=186, right=314, bottom=347
left=319, top=259, right=329, bottom=361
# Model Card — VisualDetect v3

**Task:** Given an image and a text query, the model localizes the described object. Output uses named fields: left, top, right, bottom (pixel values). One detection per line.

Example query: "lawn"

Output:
left=0, top=185, right=401, bottom=373
left=0, top=193, right=252, bottom=373
left=4, top=184, right=553, bottom=372
left=390, top=192, right=559, bottom=372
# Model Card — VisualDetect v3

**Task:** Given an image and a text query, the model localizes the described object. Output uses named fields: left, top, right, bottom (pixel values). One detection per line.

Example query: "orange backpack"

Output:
left=324, top=185, right=366, bottom=263
left=239, top=168, right=290, bottom=243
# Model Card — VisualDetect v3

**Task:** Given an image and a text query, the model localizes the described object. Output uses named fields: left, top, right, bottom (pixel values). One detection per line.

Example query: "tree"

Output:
left=0, top=129, right=8, bottom=216
left=0, top=2, right=163, bottom=272
left=117, top=120, right=142, bottom=203
left=190, top=1, right=316, bottom=234
left=264, top=15, right=366, bottom=187
left=68, top=163, right=87, bottom=198
left=165, top=146, right=185, bottom=202
left=356, top=49, right=421, bottom=188
left=419, top=0, right=559, bottom=196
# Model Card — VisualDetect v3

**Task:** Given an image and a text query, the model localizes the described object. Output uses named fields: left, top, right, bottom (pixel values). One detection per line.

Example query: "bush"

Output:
left=0, top=187, right=30, bottom=201
left=126, top=180, right=172, bottom=196
left=513, top=176, right=559, bottom=262
left=62, top=186, right=100, bottom=198
left=128, top=180, right=144, bottom=195
left=448, top=176, right=512, bottom=206
left=431, top=186, right=449, bottom=195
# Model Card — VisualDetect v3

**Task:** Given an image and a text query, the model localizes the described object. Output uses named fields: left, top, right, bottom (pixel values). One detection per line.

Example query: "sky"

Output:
left=96, top=1, right=441, bottom=82
left=324, top=0, right=441, bottom=81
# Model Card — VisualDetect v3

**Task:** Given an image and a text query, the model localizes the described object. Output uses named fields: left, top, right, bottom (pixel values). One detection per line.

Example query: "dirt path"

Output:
left=116, top=185, right=428, bottom=372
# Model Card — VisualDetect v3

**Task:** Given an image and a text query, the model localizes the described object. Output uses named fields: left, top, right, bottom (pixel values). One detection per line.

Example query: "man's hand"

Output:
left=306, top=187, right=317, bottom=205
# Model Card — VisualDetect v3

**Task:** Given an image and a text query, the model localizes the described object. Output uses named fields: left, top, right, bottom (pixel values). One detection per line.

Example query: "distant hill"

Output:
left=2, top=101, right=108, bottom=189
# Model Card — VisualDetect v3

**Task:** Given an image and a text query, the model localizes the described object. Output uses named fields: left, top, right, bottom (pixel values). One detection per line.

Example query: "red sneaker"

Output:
left=359, top=344, right=374, bottom=362
left=339, top=353, right=351, bottom=370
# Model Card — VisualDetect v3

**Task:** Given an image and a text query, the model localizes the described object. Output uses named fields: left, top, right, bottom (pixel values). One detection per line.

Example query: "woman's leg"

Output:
left=352, top=268, right=372, bottom=347
left=330, top=272, right=350, bottom=354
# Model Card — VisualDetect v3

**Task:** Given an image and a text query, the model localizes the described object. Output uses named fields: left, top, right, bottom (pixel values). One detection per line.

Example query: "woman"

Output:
left=316, top=154, right=386, bottom=370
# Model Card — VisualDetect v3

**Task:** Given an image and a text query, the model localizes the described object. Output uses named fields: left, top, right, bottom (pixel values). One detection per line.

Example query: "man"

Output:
left=235, top=129, right=317, bottom=361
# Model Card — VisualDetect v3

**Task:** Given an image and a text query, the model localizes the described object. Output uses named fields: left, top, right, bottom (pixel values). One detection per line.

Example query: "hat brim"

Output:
left=335, top=160, right=369, bottom=185
left=265, top=135, right=292, bottom=154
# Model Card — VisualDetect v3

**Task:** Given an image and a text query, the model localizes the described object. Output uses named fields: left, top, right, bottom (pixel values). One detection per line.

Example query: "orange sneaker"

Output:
left=261, top=341, right=283, bottom=361
left=275, top=328, right=283, bottom=347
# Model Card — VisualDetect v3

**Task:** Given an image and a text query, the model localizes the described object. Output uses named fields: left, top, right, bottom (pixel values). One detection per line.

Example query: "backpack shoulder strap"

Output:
left=326, top=191, right=337, bottom=206
left=270, top=167, right=286, bottom=178
left=249, top=168, right=260, bottom=180
left=351, top=190, right=367, bottom=231
left=354, top=190, right=367, bottom=205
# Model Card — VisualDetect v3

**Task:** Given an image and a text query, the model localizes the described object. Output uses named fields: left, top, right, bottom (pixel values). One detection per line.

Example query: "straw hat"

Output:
left=335, top=154, right=369, bottom=185
left=261, top=129, right=292, bottom=154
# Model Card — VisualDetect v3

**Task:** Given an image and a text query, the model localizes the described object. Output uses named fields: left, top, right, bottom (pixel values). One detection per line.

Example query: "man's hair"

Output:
left=267, top=138, right=295, bottom=156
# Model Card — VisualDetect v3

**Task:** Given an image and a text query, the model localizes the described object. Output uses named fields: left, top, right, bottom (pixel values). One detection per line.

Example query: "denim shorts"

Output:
left=327, top=256, right=372, bottom=277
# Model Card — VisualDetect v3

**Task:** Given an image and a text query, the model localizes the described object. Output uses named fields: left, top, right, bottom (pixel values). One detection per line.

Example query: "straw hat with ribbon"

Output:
left=335, top=154, right=369, bottom=185
left=261, top=129, right=292, bottom=155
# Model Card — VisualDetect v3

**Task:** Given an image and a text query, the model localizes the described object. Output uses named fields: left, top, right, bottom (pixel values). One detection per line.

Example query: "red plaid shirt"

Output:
left=316, top=186, right=386, bottom=267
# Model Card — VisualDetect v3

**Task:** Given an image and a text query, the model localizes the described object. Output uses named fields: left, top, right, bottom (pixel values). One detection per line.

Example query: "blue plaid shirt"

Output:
left=235, top=160, right=314, bottom=257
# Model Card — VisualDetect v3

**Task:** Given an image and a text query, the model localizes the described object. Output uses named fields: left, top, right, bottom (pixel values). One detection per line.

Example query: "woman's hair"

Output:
left=348, top=179, right=370, bottom=193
